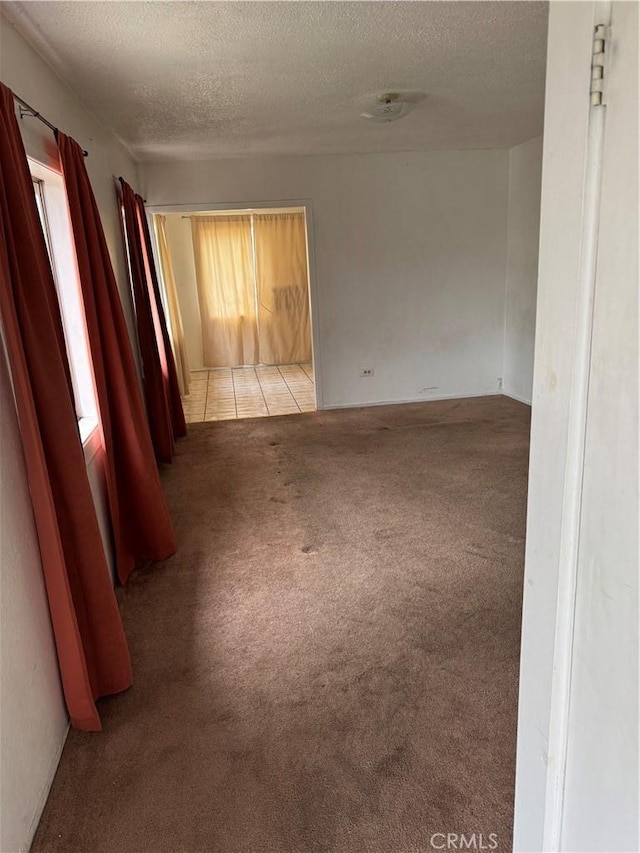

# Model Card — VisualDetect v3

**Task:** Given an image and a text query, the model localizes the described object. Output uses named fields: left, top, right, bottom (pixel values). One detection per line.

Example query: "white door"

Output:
left=514, top=2, right=639, bottom=850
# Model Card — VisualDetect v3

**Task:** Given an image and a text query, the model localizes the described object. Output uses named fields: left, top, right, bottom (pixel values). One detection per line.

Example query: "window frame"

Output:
left=28, top=157, right=100, bottom=460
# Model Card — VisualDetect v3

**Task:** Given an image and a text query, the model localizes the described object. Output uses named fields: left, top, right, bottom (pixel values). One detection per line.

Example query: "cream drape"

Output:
left=189, top=212, right=311, bottom=368
left=154, top=215, right=190, bottom=395
left=190, top=216, right=258, bottom=367
left=253, top=212, right=311, bottom=365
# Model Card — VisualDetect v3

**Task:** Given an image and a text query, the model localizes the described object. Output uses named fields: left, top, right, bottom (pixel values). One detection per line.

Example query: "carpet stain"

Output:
left=32, top=396, right=530, bottom=853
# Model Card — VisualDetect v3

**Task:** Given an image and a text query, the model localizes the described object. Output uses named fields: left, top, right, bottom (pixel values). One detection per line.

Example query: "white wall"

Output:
left=0, top=15, right=140, bottom=852
left=503, top=136, right=543, bottom=405
left=514, top=2, right=638, bottom=850
left=142, top=149, right=510, bottom=408
left=0, top=351, right=69, bottom=853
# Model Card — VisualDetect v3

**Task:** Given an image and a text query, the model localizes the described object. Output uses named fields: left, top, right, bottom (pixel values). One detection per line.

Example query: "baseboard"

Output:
left=502, top=390, right=532, bottom=406
left=319, top=391, right=502, bottom=411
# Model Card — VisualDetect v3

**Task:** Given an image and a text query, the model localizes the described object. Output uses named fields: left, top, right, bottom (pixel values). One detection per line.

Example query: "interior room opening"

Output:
left=152, top=205, right=316, bottom=422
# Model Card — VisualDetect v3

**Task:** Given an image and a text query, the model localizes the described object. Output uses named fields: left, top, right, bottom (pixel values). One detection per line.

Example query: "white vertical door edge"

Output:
left=542, top=2, right=611, bottom=849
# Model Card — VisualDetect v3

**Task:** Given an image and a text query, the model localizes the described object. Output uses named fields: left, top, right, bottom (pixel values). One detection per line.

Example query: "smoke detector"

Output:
left=360, top=92, right=409, bottom=123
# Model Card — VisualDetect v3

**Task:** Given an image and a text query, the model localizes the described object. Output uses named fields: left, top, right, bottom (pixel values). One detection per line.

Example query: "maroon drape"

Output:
left=137, top=194, right=186, bottom=438
left=120, top=181, right=185, bottom=463
left=56, top=133, right=177, bottom=585
left=0, top=82, right=131, bottom=731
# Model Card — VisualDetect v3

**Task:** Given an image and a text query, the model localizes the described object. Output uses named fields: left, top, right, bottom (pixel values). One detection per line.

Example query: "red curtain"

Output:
left=0, top=83, right=131, bottom=731
left=56, top=132, right=177, bottom=585
left=137, top=195, right=187, bottom=438
left=120, top=181, right=185, bottom=463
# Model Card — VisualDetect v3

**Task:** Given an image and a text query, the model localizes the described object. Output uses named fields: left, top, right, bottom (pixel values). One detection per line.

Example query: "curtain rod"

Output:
left=116, top=176, right=146, bottom=203
left=180, top=212, right=254, bottom=217
left=180, top=210, right=304, bottom=219
left=13, top=92, right=89, bottom=157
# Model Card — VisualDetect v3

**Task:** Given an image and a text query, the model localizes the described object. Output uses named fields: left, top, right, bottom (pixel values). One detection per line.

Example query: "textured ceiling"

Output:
left=4, top=1, right=548, bottom=161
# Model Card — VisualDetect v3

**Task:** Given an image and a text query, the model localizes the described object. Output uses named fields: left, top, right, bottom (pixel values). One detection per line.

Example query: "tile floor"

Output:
left=182, top=363, right=316, bottom=423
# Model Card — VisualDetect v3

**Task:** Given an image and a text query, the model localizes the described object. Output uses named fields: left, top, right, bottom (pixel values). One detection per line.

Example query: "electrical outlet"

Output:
left=360, top=367, right=374, bottom=378
left=497, top=377, right=503, bottom=390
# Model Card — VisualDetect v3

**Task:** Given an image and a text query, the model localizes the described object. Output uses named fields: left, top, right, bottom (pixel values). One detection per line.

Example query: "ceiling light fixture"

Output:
left=360, top=92, right=408, bottom=123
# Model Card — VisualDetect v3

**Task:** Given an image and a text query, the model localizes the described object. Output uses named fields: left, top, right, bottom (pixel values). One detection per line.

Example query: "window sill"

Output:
left=79, top=417, right=100, bottom=464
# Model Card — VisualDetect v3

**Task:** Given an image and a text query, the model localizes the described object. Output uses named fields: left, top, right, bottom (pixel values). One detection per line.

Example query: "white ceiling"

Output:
left=5, top=1, right=548, bottom=162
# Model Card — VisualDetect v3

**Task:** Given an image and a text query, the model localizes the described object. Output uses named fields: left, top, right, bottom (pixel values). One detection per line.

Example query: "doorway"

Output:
left=152, top=205, right=317, bottom=422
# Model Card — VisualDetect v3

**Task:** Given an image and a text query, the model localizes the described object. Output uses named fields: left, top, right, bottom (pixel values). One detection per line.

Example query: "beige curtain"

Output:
left=190, top=215, right=258, bottom=367
left=154, top=215, right=190, bottom=396
left=254, top=213, right=311, bottom=365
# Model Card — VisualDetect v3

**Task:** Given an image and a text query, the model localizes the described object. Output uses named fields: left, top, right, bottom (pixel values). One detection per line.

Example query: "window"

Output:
left=32, top=177, right=54, bottom=263
left=29, top=158, right=99, bottom=451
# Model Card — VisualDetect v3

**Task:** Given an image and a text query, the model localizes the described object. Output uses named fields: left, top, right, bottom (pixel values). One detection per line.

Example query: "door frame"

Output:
left=145, top=198, right=324, bottom=409
left=512, top=1, right=639, bottom=850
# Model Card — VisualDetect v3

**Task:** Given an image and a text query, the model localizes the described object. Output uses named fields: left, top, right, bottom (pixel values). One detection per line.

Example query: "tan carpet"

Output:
left=32, top=396, right=530, bottom=853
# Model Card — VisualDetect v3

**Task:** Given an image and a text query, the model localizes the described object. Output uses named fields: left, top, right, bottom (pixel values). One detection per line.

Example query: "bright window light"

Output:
left=29, top=158, right=98, bottom=447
